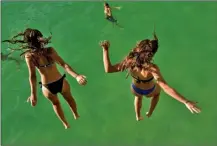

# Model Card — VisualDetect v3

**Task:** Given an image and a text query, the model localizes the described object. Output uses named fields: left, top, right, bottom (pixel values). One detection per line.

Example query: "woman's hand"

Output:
left=76, top=75, right=87, bottom=86
left=27, top=94, right=37, bottom=107
left=99, top=40, right=110, bottom=50
left=185, top=101, right=201, bottom=114
left=113, top=6, right=121, bottom=10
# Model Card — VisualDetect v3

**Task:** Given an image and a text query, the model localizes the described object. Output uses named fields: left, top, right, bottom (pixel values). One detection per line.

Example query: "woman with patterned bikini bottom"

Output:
left=2, top=28, right=87, bottom=129
left=99, top=32, right=201, bottom=121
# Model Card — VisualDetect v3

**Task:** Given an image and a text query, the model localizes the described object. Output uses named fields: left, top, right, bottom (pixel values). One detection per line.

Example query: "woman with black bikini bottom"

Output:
left=2, top=28, right=87, bottom=129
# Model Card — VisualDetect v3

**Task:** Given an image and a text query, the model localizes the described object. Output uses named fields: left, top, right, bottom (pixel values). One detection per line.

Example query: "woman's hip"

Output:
left=131, top=83, right=161, bottom=98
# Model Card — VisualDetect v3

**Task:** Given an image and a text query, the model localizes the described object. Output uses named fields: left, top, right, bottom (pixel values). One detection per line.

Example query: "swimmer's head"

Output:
left=104, top=2, right=109, bottom=7
left=22, top=28, right=50, bottom=50
left=23, top=28, right=43, bottom=42
left=120, top=34, right=159, bottom=71
left=2, top=28, right=51, bottom=52
left=136, top=38, right=158, bottom=55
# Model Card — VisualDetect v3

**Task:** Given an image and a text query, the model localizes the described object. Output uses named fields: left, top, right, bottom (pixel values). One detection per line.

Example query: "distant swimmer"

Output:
left=103, top=2, right=123, bottom=28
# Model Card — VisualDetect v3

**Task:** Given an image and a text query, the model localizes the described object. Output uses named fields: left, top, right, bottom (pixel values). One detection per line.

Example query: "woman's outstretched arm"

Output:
left=100, top=40, right=123, bottom=73
left=150, top=64, right=201, bottom=114
left=112, top=6, right=121, bottom=10
left=51, top=48, right=78, bottom=78
left=51, top=48, right=87, bottom=85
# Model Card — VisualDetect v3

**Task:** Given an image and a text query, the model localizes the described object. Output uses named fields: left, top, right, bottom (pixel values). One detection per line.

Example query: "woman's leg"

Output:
left=134, top=95, right=144, bottom=121
left=42, top=86, right=70, bottom=129
left=61, top=79, right=80, bottom=119
left=146, top=94, right=160, bottom=118
left=146, top=84, right=161, bottom=117
left=131, top=86, right=144, bottom=121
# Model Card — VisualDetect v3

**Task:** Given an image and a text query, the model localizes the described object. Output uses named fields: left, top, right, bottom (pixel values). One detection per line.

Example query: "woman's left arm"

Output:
left=150, top=64, right=201, bottom=114
left=25, top=55, right=37, bottom=97
left=51, top=48, right=87, bottom=85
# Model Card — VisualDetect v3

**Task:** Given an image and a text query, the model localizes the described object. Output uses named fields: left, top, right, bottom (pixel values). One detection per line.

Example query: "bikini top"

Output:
left=38, top=62, right=54, bottom=68
left=131, top=74, right=154, bottom=84
left=31, top=53, right=54, bottom=68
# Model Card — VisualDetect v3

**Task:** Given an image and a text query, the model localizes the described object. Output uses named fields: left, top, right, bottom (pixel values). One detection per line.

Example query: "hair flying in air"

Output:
left=2, top=28, right=52, bottom=56
left=120, top=31, right=159, bottom=75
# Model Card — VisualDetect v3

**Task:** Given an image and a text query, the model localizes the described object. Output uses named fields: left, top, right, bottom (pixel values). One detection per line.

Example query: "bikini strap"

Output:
left=136, top=76, right=141, bottom=83
left=131, top=74, right=154, bottom=83
left=39, top=81, right=42, bottom=88
left=131, top=74, right=141, bottom=83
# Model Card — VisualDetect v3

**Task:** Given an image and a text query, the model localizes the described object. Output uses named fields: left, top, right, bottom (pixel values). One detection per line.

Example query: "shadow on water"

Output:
left=1, top=51, right=24, bottom=70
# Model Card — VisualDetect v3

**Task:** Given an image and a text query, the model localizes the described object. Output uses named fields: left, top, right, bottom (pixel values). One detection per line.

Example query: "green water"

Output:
left=1, top=1, right=217, bottom=146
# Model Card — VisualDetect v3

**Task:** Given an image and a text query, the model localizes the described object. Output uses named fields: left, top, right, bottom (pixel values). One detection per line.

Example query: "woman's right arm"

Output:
left=150, top=64, right=201, bottom=113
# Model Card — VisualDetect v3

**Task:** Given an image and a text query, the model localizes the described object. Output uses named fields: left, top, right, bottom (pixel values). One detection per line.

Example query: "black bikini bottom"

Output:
left=39, top=74, right=66, bottom=95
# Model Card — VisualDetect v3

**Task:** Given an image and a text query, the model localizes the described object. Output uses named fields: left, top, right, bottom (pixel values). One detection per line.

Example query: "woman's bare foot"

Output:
left=73, top=114, right=80, bottom=120
left=146, top=112, right=152, bottom=118
left=136, top=116, right=144, bottom=121
left=64, top=123, right=70, bottom=129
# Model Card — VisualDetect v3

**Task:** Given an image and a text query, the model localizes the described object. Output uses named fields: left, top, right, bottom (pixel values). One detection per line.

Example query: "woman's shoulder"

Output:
left=23, top=51, right=33, bottom=59
left=147, top=63, right=160, bottom=72
left=44, top=47, right=55, bottom=54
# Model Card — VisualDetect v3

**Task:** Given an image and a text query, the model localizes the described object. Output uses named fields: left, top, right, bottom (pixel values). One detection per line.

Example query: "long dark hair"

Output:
left=104, top=2, right=110, bottom=8
left=120, top=33, right=159, bottom=74
left=2, top=28, right=52, bottom=57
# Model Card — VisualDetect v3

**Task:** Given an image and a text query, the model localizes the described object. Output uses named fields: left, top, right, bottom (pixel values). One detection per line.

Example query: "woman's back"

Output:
left=26, top=47, right=63, bottom=84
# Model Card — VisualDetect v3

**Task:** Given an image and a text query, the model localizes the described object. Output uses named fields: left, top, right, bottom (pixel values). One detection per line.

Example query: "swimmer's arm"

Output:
left=150, top=65, right=188, bottom=104
left=51, top=48, right=79, bottom=78
left=25, top=55, right=37, bottom=97
left=112, top=7, right=121, bottom=10
left=102, top=48, right=122, bottom=73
